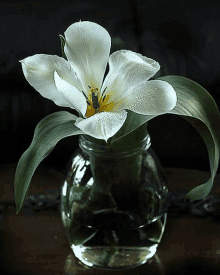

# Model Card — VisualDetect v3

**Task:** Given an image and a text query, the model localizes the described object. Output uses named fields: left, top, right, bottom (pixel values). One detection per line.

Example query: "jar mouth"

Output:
left=79, top=134, right=151, bottom=157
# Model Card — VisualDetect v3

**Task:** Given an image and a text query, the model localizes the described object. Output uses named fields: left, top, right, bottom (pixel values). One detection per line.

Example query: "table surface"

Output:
left=0, top=164, right=220, bottom=275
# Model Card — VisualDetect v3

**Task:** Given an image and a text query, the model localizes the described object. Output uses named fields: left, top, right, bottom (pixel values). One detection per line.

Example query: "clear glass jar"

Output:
left=60, top=126, right=168, bottom=270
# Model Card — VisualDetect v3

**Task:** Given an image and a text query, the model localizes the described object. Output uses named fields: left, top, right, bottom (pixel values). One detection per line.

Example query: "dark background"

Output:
left=1, top=0, right=220, bottom=173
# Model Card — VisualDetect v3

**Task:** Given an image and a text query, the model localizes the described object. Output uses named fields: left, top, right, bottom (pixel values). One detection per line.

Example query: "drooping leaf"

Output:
left=111, top=75, right=220, bottom=202
left=14, top=111, right=84, bottom=213
left=159, top=75, right=220, bottom=201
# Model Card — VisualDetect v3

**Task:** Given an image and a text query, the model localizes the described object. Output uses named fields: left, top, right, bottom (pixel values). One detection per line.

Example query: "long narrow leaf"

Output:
left=112, top=75, right=220, bottom=201
left=14, top=111, right=84, bottom=213
left=159, top=75, right=220, bottom=201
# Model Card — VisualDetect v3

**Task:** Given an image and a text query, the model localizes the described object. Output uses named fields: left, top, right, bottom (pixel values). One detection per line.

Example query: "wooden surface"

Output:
left=0, top=164, right=220, bottom=274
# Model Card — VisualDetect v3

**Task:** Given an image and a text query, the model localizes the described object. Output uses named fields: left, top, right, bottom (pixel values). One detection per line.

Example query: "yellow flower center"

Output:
left=85, top=86, right=114, bottom=118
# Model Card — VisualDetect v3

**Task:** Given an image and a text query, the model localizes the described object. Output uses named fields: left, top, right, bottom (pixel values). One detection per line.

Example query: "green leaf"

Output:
left=158, top=75, right=220, bottom=201
left=59, top=34, right=67, bottom=60
left=110, top=110, right=154, bottom=144
left=112, top=75, right=220, bottom=202
left=14, top=111, right=84, bottom=213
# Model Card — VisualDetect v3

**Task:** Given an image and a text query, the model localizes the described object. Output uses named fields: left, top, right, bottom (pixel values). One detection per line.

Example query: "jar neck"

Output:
left=79, top=123, right=151, bottom=157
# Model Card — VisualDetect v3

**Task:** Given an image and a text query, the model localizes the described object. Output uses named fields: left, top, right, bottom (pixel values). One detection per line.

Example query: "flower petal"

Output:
left=101, top=50, right=160, bottom=98
left=64, top=21, right=111, bottom=92
left=54, top=71, right=87, bottom=116
left=21, top=54, right=83, bottom=108
left=116, top=80, right=177, bottom=115
left=75, top=110, right=127, bottom=141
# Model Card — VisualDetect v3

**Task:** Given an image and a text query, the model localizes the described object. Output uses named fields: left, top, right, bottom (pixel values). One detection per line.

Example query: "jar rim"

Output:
left=79, top=134, right=151, bottom=157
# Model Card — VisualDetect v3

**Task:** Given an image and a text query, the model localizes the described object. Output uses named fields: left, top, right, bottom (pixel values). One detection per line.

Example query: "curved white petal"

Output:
left=75, top=110, right=127, bottom=141
left=102, top=50, right=160, bottom=98
left=21, top=54, right=84, bottom=108
left=64, top=21, right=111, bottom=92
left=54, top=71, right=87, bottom=116
left=115, top=80, right=177, bottom=115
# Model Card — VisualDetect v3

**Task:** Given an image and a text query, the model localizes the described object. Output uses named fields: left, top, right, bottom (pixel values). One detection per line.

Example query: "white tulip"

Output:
left=21, top=21, right=177, bottom=141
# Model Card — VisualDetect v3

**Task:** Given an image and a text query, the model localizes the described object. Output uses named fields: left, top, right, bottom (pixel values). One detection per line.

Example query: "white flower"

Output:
left=21, top=21, right=177, bottom=141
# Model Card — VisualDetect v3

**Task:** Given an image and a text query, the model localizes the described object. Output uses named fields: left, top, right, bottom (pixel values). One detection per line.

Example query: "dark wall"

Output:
left=1, top=0, right=219, bottom=172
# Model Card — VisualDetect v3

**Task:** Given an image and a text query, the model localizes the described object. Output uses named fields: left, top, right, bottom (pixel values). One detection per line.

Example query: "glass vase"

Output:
left=60, top=125, right=168, bottom=270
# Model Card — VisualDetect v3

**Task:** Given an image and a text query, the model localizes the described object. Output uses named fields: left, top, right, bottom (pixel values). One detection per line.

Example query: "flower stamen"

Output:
left=81, top=90, right=92, bottom=106
left=85, top=85, right=115, bottom=117
left=102, top=87, right=107, bottom=95
left=82, top=90, right=88, bottom=99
